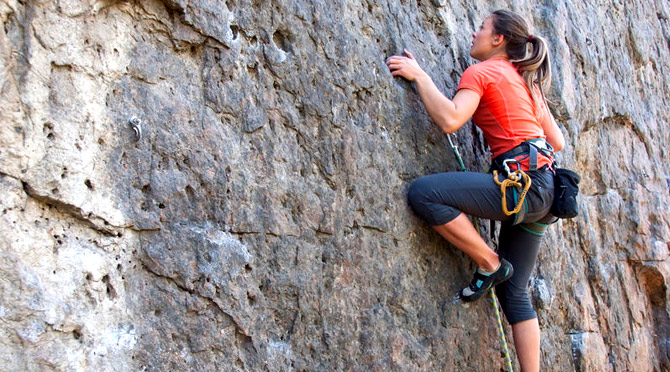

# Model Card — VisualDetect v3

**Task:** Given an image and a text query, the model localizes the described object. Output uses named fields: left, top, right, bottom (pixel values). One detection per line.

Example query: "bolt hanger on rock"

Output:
left=129, top=117, right=142, bottom=142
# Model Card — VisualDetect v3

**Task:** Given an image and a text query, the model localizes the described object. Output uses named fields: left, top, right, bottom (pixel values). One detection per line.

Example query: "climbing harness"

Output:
left=492, top=159, right=532, bottom=216
left=490, top=139, right=556, bottom=224
left=447, top=134, right=514, bottom=372
left=493, top=139, right=581, bottom=220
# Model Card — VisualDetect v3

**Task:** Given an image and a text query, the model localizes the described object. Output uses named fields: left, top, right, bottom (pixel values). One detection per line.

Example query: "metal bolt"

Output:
left=129, top=117, right=142, bottom=142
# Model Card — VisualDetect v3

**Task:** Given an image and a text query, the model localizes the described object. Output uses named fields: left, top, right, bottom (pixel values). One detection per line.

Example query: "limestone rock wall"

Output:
left=1, top=0, right=669, bottom=371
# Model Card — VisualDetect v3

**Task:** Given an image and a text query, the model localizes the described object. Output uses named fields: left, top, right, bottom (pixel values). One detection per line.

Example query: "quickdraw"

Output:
left=492, top=159, right=532, bottom=216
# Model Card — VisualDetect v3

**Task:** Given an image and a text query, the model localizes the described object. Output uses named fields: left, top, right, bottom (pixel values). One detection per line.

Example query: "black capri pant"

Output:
left=407, top=169, right=556, bottom=324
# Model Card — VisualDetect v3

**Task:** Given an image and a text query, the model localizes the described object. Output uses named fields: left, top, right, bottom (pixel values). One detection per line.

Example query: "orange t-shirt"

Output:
left=457, top=58, right=552, bottom=169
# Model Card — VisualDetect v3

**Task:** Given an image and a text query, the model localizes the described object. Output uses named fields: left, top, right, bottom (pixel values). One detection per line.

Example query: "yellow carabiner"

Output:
left=493, top=170, right=532, bottom=216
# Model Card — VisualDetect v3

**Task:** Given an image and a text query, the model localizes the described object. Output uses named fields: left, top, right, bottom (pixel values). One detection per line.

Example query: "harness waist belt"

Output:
left=492, top=139, right=554, bottom=173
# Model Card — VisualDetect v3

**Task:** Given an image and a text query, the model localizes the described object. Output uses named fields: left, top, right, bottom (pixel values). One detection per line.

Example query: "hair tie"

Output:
left=527, top=34, right=534, bottom=42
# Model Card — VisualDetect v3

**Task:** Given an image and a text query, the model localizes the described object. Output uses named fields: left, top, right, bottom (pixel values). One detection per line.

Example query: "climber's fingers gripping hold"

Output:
left=386, top=49, right=427, bottom=82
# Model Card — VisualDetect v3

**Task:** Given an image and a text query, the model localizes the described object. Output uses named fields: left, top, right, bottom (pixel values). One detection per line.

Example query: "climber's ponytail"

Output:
left=491, top=10, right=552, bottom=106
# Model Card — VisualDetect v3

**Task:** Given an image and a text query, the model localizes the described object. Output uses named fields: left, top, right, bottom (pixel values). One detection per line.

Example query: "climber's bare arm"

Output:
left=386, top=50, right=479, bottom=134
left=539, top=105, right=565, bottom=152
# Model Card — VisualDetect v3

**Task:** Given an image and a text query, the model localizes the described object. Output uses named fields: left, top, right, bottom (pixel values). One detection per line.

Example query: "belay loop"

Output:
left=492, top=168, right=532, bottom=216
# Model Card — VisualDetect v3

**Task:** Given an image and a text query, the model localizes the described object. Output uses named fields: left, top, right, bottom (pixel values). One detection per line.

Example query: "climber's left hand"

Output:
left=386, top=49, right=428, bottom=82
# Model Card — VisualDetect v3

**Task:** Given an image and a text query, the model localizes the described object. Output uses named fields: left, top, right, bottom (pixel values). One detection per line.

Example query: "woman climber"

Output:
left=386, top=10, right=565, bottom=372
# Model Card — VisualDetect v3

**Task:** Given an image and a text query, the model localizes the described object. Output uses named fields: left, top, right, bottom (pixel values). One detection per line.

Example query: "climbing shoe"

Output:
left=459, top=258, right=514, bottom=302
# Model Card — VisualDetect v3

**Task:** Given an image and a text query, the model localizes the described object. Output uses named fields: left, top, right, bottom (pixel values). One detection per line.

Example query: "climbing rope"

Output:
left=447, top=134, right=515, bottom=372
left=490, top=287, right=514, bottom=372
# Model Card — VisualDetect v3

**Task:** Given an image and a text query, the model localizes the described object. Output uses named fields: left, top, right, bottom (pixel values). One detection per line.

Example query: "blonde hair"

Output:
left=491, top=10, right=551, bottom=106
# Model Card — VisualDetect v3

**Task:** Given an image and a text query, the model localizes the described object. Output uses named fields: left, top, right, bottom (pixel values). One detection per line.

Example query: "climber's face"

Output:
left=470, top=16, right=505, bottom=61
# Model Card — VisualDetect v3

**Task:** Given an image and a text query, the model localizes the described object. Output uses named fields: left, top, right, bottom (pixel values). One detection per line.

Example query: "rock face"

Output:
left=1, top=0, right=669, bottom=371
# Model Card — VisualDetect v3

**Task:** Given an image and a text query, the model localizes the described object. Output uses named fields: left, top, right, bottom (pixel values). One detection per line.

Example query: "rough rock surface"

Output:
left=1, top=0, right=669, bottom=371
